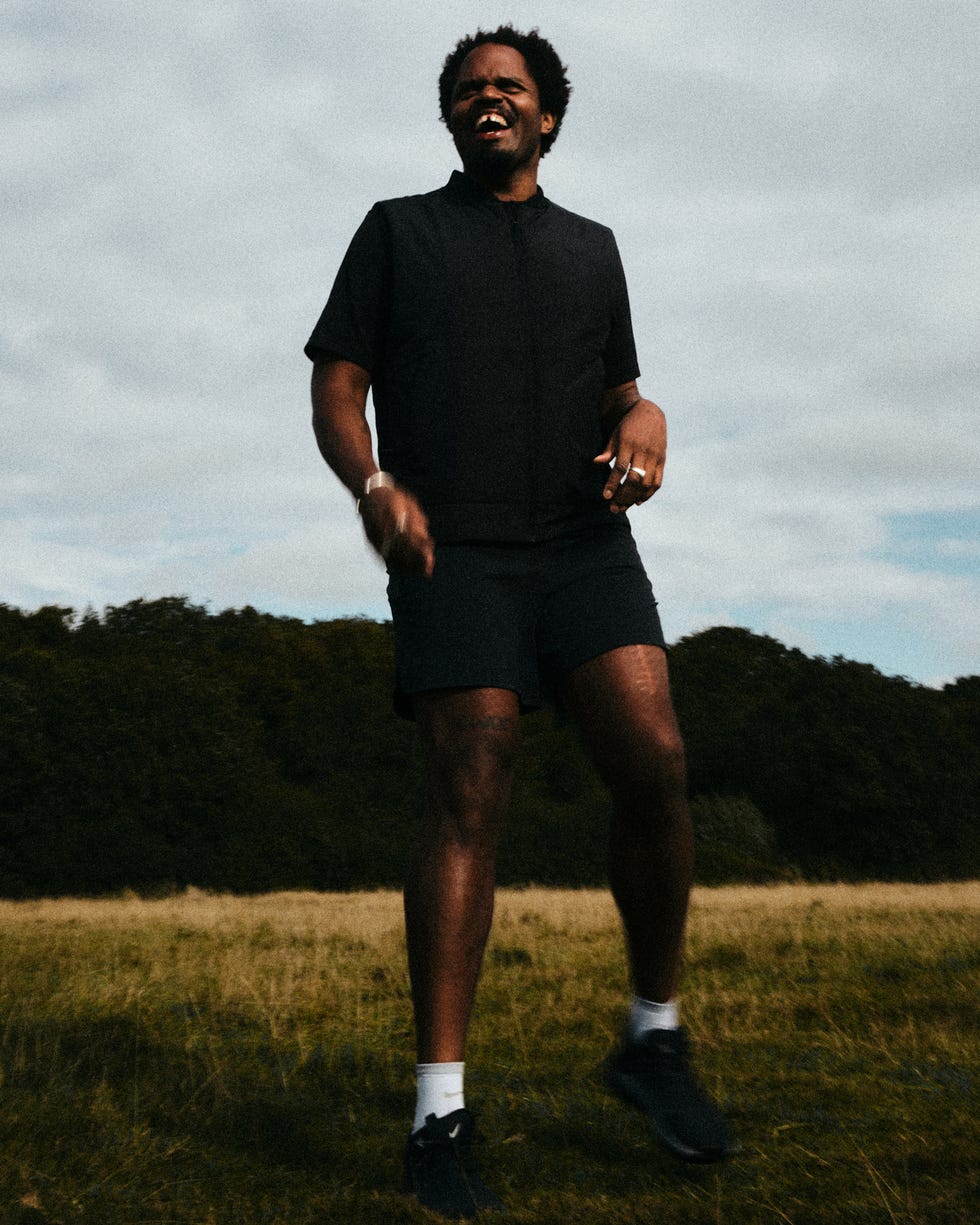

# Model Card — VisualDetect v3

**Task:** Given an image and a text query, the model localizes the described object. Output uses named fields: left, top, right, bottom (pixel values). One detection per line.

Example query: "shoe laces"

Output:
left=413, top=1113, right=480, bottom=1166
left=634, top=1030, right=703, bottom=1087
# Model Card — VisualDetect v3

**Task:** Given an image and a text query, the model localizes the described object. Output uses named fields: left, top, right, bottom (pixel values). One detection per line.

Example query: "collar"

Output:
left=446, top=169, right=549, bottom=212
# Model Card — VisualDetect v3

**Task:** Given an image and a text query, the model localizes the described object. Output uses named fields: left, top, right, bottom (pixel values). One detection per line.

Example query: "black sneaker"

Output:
left=605, top=1027, right=737, bottom=1163
left=403, top=1108, right=505, bottom=1218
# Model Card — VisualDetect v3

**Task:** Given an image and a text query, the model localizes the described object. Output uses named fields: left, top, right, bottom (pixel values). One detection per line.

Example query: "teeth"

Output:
left=477, top=113, right=508, bottom=131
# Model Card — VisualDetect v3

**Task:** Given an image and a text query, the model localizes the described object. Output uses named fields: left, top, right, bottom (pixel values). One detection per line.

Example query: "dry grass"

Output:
left=5, top=878, right=973, bottom=928
left=0, top=883, right=977, bottom=1224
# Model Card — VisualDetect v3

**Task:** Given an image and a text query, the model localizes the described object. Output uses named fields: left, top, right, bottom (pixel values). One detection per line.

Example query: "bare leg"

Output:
left=404, top=687, right=520, bottom=1063
left=561, top=645, right=692, bottom=1002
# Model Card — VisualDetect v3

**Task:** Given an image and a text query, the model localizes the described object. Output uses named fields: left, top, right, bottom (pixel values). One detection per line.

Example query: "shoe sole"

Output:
left=605, top=1062, right=737, bottom=1164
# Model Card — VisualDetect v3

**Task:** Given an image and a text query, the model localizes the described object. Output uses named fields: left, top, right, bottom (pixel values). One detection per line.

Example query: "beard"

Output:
left=454, top=132, right=539, bottom=183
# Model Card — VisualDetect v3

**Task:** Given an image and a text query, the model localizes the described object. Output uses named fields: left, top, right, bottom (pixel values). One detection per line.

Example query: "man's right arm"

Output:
left=311, top=357, right=435, bottom=577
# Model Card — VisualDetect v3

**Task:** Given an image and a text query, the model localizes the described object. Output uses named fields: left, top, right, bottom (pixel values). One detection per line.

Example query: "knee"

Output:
left=634, top=719, right=688, bottom=787
left=424, top=740, right=516, bottom=849
left=607, top=724, right=688, bottom=816
left=424, top=790, right=506, bottom=856
left=654, top=727, right=687, bottom=790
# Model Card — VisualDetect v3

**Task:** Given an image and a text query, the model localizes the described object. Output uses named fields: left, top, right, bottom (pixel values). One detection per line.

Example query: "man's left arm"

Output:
left=595, top=380, right=667, bottom=513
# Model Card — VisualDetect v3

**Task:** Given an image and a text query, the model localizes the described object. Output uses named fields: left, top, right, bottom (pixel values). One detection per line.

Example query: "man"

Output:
left=306, top=26, right=735, bottom=1218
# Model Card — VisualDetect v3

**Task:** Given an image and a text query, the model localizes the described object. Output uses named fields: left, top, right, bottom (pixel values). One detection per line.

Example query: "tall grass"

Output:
left=1, top=884, right=977, bottom=1223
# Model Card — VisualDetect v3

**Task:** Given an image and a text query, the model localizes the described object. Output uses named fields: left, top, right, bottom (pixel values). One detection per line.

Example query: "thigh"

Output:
left=560, top=644, right=685, bottom=793
left=414, top=687, right=522, bottom=831
left=415, top=686, right=522, bottom=760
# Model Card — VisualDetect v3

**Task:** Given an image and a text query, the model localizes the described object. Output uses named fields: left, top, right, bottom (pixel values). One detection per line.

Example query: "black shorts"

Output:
left=386, top=518, right=666, bottom=718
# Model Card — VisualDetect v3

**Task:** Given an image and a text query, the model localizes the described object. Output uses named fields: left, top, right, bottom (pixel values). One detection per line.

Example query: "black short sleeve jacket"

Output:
left=305, top=171, right=641, bottom=543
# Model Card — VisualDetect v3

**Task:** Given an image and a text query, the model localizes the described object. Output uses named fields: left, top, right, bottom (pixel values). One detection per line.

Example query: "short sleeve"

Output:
left=602, top=232, right=641, bottom=389
left=304, top=205, right=389, bottom=371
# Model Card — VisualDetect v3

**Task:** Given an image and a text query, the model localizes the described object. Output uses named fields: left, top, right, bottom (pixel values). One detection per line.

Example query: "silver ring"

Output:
left=630, top=466, right=647, bottom=478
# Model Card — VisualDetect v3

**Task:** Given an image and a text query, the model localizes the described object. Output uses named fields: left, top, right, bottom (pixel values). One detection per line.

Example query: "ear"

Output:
left=540, top=112, right=556, bottom=136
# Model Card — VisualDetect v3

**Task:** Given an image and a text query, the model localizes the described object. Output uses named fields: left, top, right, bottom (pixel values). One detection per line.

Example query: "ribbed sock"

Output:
left=627, top=996, right=680, bottom=1040
left=412, top=1061, right=465, bottom=1134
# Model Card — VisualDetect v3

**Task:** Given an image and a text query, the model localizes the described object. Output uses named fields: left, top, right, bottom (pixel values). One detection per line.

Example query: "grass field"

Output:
left=1, top=883, right=977, bottom=1224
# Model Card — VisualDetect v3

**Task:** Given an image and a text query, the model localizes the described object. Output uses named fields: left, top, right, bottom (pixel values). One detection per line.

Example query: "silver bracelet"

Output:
left=355, top=470, right=395, bottom=514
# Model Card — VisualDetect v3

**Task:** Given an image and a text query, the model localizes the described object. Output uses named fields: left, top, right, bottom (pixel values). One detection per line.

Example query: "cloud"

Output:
left=1, top=0, right=977, bottom=684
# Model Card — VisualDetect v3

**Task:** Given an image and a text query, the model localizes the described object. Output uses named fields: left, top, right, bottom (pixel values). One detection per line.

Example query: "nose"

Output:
left=478, top=82, right=504, bottom=102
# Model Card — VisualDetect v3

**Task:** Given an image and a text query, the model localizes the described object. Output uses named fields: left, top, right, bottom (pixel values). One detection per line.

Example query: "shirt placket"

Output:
left=507, top=205, right=539, bottom=537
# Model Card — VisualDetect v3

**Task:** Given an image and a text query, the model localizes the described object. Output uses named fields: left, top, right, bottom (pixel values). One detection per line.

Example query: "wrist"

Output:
left=355, top=470, right=396, bottom=515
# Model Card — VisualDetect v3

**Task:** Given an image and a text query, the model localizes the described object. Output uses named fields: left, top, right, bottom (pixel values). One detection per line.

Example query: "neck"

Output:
left=461, top=159, right=541, bottom=202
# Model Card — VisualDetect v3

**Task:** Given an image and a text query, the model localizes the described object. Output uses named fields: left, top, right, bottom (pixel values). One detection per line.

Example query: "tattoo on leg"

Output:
left=456, top=714, right=517, bottom=733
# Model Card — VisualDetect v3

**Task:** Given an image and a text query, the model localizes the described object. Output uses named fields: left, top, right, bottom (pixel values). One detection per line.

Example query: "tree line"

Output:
left=0, top=597, right=976, bottom=897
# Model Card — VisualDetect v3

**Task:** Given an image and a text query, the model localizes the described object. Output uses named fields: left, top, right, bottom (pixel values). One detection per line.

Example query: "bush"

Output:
left=690, top=794, right=789, bottom=884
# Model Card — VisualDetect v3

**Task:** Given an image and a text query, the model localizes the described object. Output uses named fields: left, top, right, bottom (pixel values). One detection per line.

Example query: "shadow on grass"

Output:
left=1, top=1009, right=407, bottom=1188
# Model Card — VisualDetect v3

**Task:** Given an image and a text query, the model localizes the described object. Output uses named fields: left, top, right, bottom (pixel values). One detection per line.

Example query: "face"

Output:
left=449, top=43, right=556, bottom=175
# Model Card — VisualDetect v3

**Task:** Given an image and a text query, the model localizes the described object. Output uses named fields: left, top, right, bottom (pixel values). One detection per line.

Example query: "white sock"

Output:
left=412, top=1061, right=465, bottom=1133
left=627, top=996, right=680, bottom=1040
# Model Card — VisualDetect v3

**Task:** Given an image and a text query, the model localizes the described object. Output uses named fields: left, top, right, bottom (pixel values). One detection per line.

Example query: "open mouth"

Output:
left=474, top=111, right=511, bottom=135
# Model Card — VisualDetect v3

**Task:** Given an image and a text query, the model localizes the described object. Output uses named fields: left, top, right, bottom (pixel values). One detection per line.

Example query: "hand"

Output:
left=359, top=484, right=435, bottom=577
left=594, top=397, right=667, bottom=514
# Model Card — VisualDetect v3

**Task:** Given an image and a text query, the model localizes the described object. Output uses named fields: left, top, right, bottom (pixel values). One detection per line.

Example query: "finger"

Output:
left=634, top=455, right=664, bottom=497
left=608, top=481, right=641, bottom=513
left=602, top=456, right=632, bottom=500
left=410, top=519, right=436, bottom=578
left=385, top=511, right=436, bottom=578
left=418, top=538, right=435, bottom=579
left=381, top=504, right=411, bottom=555
left=605, top=454, right=650, bottom=502
left=391, top=537, right=435, bottom=577
left=607, top=459, right=657, bottom=513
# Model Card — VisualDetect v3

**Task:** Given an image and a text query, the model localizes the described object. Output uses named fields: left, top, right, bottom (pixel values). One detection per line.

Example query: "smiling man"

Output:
left=449, top=40, right=556, bottom=197
left=306, top=25, right=735, bottom=1218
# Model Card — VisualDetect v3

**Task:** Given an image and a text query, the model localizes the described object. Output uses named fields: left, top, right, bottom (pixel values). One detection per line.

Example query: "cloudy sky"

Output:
left=3, top=0, right=978, bottom=686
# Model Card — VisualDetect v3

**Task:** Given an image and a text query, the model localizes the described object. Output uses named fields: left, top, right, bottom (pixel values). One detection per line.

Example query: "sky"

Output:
left=3, top=0, right=978, bottom=686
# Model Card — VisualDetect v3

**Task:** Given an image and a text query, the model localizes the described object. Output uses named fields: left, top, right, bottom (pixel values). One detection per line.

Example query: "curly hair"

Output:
left=438, top=25, right=571, bottom=157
